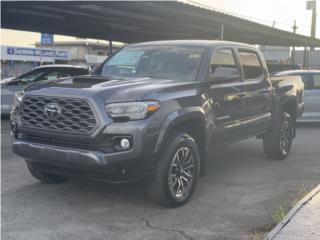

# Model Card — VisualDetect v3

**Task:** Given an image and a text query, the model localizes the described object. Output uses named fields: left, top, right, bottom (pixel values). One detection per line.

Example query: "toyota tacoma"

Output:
left=11, top=40, right=304, bottom=207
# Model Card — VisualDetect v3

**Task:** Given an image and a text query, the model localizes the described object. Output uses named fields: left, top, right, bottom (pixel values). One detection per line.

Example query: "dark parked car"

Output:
left=1, top=65, right=89, bottom=115
left=275, top=70, right=320, bottom=122
left=11, top=41, right=304, bottom=207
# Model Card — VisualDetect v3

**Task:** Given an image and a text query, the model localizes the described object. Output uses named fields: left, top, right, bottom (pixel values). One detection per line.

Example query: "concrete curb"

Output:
left=265, top=184, right=320, bottom=240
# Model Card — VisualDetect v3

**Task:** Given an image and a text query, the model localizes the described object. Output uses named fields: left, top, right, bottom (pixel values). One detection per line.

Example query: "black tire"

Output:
left=27, top=162, right=69, bottom=184
left=263, top=112, right=293, bottom=160
left=147, top=132, right=200, bottom=207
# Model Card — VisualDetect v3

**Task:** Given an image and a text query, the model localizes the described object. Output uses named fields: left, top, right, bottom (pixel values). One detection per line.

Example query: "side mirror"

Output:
left=89, top=65, right=98, bottom=74
left=211, top=66, right=241, bottom=83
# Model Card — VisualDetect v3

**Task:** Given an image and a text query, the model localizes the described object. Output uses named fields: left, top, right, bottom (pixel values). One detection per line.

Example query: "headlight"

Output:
left=106, top=101, right=160, bottom=120
left=13, top=90, right=25, bottom=107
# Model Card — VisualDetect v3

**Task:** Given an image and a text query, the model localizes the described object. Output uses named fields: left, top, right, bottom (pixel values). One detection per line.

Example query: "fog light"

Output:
left=120, top=138, right=130, bottom=150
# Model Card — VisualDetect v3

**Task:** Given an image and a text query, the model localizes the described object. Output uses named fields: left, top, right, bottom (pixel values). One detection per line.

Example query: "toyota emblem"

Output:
left=44, top=103, right=62, bottom=120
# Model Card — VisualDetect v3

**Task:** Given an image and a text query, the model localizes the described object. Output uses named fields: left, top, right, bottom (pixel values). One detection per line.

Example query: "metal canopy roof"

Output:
left=2, top=1, right=320, bottom=47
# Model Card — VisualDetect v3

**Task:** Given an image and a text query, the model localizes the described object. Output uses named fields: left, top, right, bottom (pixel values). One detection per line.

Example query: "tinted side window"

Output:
left=298, top=75, right=313, bottom=90
left=18, top=69, right=47, bottom=83
left=312, top=74, right=320, bottom=89
left=59, top=72, right=71, bottom=78
left=210, top=49, right=240, bottom=82
left=38, top=71, right=60, bottom=81
left=69, top=68, right=89, bottom=76
left=239, top=50, right=263, bottom=80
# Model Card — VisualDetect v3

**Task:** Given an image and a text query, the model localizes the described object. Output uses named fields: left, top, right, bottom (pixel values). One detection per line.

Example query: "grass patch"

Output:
left=249, top=232, right=265, bottom=240
left=249, top=223, right=274, bottom=240
left=249, top=184, right=315, bottom=239
left=270, top=203, right=290, bottom=225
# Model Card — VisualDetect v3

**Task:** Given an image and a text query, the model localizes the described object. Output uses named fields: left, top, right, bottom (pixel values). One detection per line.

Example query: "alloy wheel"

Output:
left=168, top=146, right=195, bottom=200
left=279, top=119, right=291, bottom=155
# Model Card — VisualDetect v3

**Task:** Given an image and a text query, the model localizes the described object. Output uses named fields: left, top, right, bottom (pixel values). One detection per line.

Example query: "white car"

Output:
left=275, top=70, right=320, bottom=122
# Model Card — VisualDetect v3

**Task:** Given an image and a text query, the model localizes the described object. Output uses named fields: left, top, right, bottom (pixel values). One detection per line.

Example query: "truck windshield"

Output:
left=100, top=45, right=205, bottom=81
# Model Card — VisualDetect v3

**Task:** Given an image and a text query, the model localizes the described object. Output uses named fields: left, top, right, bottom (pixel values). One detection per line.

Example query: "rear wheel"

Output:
left=263, top=112, right=293, bottom=160
left=27, top=162, right=69, bottom=184
left=147, top=132, right=200, bottom=207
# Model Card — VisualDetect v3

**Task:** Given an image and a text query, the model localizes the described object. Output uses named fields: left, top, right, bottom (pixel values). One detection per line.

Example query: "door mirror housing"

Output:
left=211, top=66, right=241, bottom=83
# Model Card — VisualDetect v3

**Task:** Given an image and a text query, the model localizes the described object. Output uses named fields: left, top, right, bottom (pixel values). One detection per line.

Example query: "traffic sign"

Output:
left=41, top=33, right=54, bottom=45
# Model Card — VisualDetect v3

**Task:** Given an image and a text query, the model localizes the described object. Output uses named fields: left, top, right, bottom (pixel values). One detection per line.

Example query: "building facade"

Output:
left=1, top=45, right=70, bottom=78
left=35, top=40, right=125, bottom=65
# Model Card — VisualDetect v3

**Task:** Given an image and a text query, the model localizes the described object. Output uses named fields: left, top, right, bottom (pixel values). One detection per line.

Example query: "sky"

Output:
left=1, top=0, right=319, bottom=47
left=194, top=0, right=319, bottom=37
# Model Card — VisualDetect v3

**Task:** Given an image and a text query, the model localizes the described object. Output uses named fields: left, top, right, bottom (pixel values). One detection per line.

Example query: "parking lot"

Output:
left=1, top=119, right=319, bottom=240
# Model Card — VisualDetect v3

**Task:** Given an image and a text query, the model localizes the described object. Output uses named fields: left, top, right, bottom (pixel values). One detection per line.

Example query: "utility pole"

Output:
left=306, top=0, right=317, bottom=38
left=291, top=20, right=298, bottom=64
left=292, top=20, right=298, bottom=34
left=307, top=0, right=317, bottom=51
left=311, top=4, right=317, bottom=38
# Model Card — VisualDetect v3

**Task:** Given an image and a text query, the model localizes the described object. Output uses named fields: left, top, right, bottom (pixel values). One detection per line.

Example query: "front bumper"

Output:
left=12, top=118, right=161, bottom=183
left=13, top=139, right=155, bottom=183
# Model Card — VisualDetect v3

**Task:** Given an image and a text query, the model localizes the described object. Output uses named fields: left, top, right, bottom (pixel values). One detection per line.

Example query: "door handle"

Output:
left=236, top=92, right=246, bottom=98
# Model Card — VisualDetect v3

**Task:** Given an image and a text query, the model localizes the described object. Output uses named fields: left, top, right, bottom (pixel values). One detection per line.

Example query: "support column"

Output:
left=220, top=24, right=224, bottom=40
left=291, top=47, right=296, bottom=65
left=109, top=39, right=113, bottom=56
left=303, top=44, right=309, bottom=69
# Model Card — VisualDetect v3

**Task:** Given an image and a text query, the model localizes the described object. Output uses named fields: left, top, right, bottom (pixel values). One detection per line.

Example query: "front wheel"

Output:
left=263, top=112, right=293, bottom=160
left=147, top=132, right=200, bottom=207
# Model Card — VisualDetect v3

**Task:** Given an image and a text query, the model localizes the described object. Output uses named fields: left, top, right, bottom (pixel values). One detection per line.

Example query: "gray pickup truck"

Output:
left=11, top=40, right=304, bottom=207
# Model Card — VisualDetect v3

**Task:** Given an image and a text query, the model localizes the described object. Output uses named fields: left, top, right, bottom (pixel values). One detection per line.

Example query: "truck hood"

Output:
left=25, top=75, right=196, bottom=102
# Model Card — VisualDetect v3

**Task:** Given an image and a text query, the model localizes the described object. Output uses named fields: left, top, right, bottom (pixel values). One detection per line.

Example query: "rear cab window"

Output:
left=238, top=49, right=264, bottom=80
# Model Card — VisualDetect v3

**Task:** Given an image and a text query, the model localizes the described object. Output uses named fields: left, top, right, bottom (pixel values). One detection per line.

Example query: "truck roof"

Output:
left=130, top=40, right=255, bottom=48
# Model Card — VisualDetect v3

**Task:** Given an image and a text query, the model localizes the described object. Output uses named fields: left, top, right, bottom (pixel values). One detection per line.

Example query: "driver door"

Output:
left=208, top=47, right=247, bottom=145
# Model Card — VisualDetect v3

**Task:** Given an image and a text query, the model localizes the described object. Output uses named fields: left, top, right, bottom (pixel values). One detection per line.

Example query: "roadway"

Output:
left=2, top=120, right=320, bottom=240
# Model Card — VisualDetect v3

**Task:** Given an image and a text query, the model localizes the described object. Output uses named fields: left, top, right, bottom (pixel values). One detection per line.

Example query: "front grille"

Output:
left=19, top=95, right=98, bottom=134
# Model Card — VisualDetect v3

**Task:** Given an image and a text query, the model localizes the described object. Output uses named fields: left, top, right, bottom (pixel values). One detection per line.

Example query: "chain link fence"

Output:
left=259, top=46, right=320, bottom=71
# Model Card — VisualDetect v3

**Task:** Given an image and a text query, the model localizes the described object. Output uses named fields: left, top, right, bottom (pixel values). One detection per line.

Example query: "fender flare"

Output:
left=272, top=95, right=298, bottom=137
left=154, top=107, right=208, bottom=154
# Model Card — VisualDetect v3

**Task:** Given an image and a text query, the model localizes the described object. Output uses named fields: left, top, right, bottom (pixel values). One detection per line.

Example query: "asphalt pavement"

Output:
left=1, top=120, right=320, bottom=240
